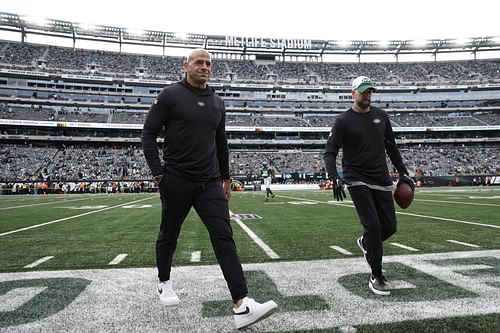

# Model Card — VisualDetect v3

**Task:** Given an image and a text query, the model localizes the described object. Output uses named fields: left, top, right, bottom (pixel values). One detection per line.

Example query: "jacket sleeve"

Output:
left=323, top=119, right=343, bottom=178
left=384, top=114, right=408, bottom=175
left=215, top=102, right=230, bottom=179
left=141, top=89, right=169, bottom=177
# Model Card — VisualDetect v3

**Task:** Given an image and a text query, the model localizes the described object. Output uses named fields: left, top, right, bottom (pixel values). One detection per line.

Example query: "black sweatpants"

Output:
left=157, top=174, right=248, bottom=302
left=348, top=185, right=397, bottom=277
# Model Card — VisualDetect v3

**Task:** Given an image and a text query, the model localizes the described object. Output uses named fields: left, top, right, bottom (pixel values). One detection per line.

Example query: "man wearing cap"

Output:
left=323, top=76, right=414, bottom=295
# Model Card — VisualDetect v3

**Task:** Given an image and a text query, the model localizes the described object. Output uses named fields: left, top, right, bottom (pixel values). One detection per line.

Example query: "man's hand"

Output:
left=154, top=174, right=163, bottom=186
left=332, top=176, right=346, bottom=201
left=398, top=174, right=415, bottom=191
left=223, top=179, right=232, bottom=201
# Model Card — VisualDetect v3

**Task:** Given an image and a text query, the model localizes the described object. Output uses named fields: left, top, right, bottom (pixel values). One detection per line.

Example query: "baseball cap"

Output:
left=352, top=76, right=376, bottom=93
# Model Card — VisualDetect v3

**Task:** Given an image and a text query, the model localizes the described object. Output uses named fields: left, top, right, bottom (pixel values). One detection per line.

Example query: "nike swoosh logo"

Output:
left=233, top=306, right=250, bottom=315
left=158, top=288, right=163, bottom=294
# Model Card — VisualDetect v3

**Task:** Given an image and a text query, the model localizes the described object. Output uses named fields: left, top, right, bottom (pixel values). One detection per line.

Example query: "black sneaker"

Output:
left=356, top=237, right=369, bottom=267
left=369, top=274, right=390, bottom=296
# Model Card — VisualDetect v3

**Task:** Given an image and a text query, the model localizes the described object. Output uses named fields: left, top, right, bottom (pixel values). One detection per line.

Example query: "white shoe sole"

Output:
left=357, top=237, right=370, bottom=268
left=159, top=296, right=180, bottom=307
left=235, top=301, right=278, bottom=329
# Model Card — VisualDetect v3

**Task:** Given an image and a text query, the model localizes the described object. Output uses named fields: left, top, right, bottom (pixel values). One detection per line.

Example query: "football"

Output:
left=394, top=182, right=414, bottom=209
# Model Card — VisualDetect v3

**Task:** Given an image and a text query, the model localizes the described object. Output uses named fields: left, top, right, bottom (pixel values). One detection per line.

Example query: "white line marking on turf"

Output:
left=24, top=256, right=54, bottom=268
left=397, top=211, right=500, bottom=229
left=390, top=242, right=420, bottom=251
left=447, top=240, right=481, bottom=248
left=276, top=194, right=500, bottom=229
left=0, top=197, right=94, bottom=210
left=415, top=198, right=500, bottom=207
left=0, top=196, right=155, bottom=237
left=190, top=251, right=201, bottom=262
left=229, top=210, right=280, bottom=259
left=329, top=246, right=353, bottom=255
left=339, top=326, right=357, bottom=333
left=108, top=254, right=128, bottom=265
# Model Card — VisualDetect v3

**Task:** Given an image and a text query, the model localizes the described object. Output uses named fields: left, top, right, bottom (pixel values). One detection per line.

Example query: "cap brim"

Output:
left=356, top=83, right=376, bottom=93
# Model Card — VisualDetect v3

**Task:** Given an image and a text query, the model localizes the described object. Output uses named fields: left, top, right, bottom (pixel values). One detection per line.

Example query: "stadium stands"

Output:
left=0, top=40, right=499, bottom=188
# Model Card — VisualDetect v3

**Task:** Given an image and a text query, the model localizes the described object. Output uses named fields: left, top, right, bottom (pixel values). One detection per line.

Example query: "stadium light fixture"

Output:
left=338, top=40, right=350, bottom=48
left=126, top=28, right=146, bottom=36
left=77, top=22, right=97, bottom=31
left=453, top=38, right=471, bottom=46
left=175, top=32, right=188, bottom=40
left=378, top=40, right=390, bottom=48
left=21, top=15, right=49, bottom=27
left=411, top=39, right=428, bottom=47
left=491, top=36, right=500, bottom=44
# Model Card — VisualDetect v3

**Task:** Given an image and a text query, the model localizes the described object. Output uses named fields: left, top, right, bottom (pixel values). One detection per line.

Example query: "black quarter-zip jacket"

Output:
left=324, top=106, right=407, bottom=186
left=141, top=79, right=229, bottom=181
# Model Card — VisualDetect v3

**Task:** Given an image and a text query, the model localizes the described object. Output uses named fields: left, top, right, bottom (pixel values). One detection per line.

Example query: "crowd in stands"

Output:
left=2, top=104, right=499, bottom=127
left=1, top=144, right=497, bottom=183
left=1, top=41, right=500, bottom=85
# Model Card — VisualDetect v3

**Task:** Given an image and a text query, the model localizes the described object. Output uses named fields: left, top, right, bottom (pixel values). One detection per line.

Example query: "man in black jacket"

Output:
left=142, top=49, right=277, bottom=329
left=324, top=76, right=414, bottom=296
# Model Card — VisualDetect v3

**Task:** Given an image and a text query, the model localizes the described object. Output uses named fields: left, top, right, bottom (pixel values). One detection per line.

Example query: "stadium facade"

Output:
left=0, top=12, right=498, bottom=194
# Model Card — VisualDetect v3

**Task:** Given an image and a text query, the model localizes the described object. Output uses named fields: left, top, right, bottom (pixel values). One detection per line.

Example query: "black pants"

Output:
left=348, top=185, right=397, bottom=277
left=157, top=174, right=248, bottom=302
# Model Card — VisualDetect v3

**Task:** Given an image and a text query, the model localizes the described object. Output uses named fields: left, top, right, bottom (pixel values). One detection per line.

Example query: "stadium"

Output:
left=0, top=6, right=499, bottom=333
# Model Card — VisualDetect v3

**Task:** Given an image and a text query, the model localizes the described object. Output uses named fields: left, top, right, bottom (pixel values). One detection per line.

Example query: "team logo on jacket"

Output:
left=372, top=118, right=381, bottom=124
left=197, top=101, right=205, bottom=107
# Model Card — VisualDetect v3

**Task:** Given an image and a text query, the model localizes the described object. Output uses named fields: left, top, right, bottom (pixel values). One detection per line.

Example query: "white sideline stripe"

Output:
left=329, top=246, right=353, bottom=255
left=0, top=197, right=93, bottom=210
left=397, top=211, right=500, bottom=229
left=415, top=198, right=500, bottom=207
left=229, top=210, right=280, bottom=259
left=0, top=196, right=154, bottom=237
left=390, top=242, right=420, bottom=252
left=190, top=251, right=201, bottom=262
left=24, top=256, right=54, bottom=268
left=447, top=239, right=481, bottom=248
left=108, top=254, right=128, bottom=265
left=276, top=194, right=500, bottom=229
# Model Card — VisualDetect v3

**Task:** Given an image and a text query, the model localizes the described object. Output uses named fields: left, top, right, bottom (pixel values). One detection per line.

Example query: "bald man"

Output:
left=142, top=49, right=277, bottom=329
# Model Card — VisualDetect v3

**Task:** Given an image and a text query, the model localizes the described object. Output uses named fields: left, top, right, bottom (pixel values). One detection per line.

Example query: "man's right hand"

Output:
left=154, top=174, right=164, bottom=186
left=332, top=176, right=346, bottom=201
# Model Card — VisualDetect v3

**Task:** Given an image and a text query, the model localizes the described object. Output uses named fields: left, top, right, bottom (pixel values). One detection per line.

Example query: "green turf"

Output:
left=0, top=189, right=499, bottom=332
left=0, top=189, right=499, bottom=272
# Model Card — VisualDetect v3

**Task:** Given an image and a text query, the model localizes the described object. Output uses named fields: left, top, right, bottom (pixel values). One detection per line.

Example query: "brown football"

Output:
left=394, top=182, right=414, bottom=209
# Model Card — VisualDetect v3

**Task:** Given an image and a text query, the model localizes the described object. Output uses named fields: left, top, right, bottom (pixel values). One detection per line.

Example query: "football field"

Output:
left=0, top=188, right=499, bottom=332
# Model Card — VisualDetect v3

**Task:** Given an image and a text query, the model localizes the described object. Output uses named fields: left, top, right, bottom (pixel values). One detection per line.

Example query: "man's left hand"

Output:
left=223, top=179, right=232, bottom=201
left=398, top=174, right=415, bottom=191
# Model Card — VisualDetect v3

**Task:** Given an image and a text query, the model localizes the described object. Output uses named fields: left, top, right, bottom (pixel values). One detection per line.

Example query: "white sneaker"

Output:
left=157, top=280, right=179, bottom=306
left=233, top=297, right=278, bottom=330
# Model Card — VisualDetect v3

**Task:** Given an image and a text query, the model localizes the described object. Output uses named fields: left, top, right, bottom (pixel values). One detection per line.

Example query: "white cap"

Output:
left=352, top=76, right=376, bottom=93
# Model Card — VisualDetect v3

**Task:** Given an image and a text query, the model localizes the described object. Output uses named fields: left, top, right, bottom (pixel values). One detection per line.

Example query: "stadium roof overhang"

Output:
left=1, top=12, right=500, bottom=59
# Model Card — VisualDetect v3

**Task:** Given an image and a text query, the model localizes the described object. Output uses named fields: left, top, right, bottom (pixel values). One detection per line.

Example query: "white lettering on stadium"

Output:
left=225, top=36, right=312, bottom=49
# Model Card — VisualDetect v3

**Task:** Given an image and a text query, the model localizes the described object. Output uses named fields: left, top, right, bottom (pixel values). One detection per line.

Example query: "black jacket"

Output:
left=324, top=107, right=407, bottom=186
left=141, top=79, right=230, bottom=181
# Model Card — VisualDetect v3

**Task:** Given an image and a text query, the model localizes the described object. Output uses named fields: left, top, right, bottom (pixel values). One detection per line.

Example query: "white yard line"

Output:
left=414, top=198, right=500, bottom=207
left=230, top=210, right=280, bottom=259
left=390, top=242, right=420, bottom=252
left=190, top=251, right=201, bottom=262
left=0, top=196, right=155, bottom=237
left=0, top=197, right=94, bottom=210
left=329, top=246, right=353, bottom=255
left=275, top=194, right=500, bottom=229
left=24, top=256, right=54, bottom=268
left=108, top=254, right=128, bottom=265
left=396, top=211, right=500, bottom=229
left=447, top=240, right=481, bottom=248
